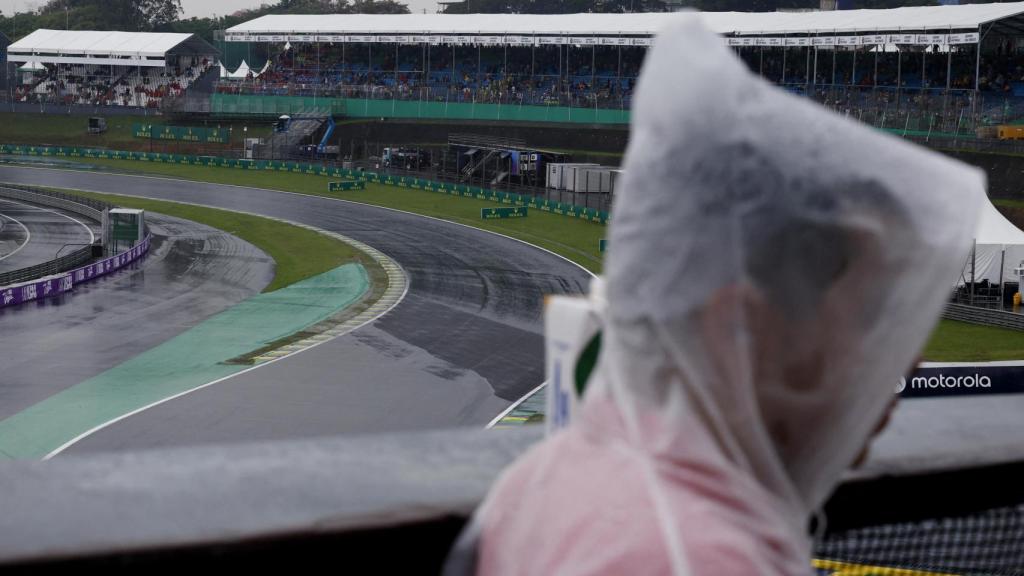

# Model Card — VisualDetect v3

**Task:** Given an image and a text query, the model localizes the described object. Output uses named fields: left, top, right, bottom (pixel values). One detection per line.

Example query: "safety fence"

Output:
left=0, top=235, right=151, bottom=309
left=943, top=302, right=1024, bottom=332
left=0, top=184, right=110, bottom=222
left=0, top=185, right=111, bottom=286
left=0, top=144, right=611, bottom=224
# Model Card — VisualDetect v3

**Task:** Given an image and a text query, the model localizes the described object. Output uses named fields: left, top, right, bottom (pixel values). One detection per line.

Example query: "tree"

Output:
left=350, top=0, right=411, bottom=13
left=441, top=0, right=652, bottom=13
left=31, top=0, right=183, bottom=31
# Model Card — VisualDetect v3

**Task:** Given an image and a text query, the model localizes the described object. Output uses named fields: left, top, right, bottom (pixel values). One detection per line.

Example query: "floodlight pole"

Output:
left=999, top=248, right=1006, bottom=308
left=946, top=27, right=952, bottom=92
left=897, top=42, right=902, bottom=113
left=971, top=244, right=976, bottom=306
left=782, top=44, right=787, bottom=85
left=873, top=37, right=878, bottom=91
left=813, top=45, right=818, bottom=92
left=975, top=24, right=985, bottom=92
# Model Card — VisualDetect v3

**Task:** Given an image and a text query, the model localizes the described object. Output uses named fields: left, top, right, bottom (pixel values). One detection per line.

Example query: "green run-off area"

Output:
left=0, top=263, right=369, bottom=459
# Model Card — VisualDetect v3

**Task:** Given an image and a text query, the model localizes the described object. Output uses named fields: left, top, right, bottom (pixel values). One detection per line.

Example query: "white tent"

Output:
left=257, top=60, right=271, bottom=77
left=229, top=60, right=251, bottom=80
left=966, top=200, right=1024, bottom=287
left=17, top=61, right=45, bottom=72
left=226, top=3, right=1024, bottom=39
left=8, top=29, right=215, bottom=68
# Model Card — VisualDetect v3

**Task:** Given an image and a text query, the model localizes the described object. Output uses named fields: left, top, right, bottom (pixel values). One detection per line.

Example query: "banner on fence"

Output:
left=328, top=180, right=366, bottom=192
left=0, top=235, right=152, bottom=309
left=482, top=207, right=529, bottom=219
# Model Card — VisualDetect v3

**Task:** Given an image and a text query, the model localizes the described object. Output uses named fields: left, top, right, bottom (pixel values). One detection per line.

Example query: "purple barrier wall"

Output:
left=0, top=235, right=152, bottom=309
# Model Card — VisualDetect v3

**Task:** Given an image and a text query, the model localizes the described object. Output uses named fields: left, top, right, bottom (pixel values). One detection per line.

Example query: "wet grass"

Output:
left=62, top=190, right=364, bottom=293
left=66, top=157, right=606, bottom=273
left=924, top=319, right=1024, bottom=362
left=0, top=112, right=271, bottom=152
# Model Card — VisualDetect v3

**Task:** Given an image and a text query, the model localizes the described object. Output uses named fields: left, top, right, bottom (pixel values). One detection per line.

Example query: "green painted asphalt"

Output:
left=0, top=263, right=369, bottom=459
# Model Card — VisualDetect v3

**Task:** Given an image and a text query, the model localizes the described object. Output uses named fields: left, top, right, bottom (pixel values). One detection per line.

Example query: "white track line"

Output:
left=0, top=165, right=596, bottom=280
left=1, top=166, right=597, bottom=430
left=38, top=192, right=408, bottom=459
left=0, top=195, right=95, bottom=245
left=44, top=276, right=409, bottom=460
left=0, top=206, right=31, bottom=262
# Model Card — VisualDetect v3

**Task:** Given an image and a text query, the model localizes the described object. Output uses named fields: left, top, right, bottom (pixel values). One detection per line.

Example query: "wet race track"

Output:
left=0, top=212, right=274, bottom=422
left=0, top=197, right=98, bottom=273
left=0, top=166, right=592, bottom=454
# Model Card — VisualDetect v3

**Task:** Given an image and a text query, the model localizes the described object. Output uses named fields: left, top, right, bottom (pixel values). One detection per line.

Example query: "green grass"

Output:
left=65, top=190, right=363, bottom=293
left=68, top=157, right=606, bottom=273
left=0, top=112, right=271, bottom=151
left=36, top=155, right=1024, bottom=361
left=994, top=198, right=1024, bottom=210
left=924, top=319, right=1024, bottom=362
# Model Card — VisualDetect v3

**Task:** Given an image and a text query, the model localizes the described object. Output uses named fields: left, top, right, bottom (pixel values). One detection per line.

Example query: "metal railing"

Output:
left=0, top=184, right=110, bottom=287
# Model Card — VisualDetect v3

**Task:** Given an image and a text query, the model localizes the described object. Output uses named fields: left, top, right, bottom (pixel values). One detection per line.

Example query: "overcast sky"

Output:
left=0, top=0, right=444, bottom=19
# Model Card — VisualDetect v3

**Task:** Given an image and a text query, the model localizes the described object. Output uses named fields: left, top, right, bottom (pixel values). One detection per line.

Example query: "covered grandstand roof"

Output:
left=225, top=2, right=1024, bottom=44
left=7, top=30, right=217, bottom=67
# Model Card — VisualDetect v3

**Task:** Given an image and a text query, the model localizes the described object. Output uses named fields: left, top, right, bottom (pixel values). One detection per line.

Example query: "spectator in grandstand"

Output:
left=447, top=16, right=985, bottom=576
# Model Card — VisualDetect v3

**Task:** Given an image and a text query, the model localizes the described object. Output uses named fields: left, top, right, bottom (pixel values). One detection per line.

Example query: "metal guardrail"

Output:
left=0, top=246, right=92, bottom=287
left=0, top=184, right=113, bottom=221
left=943, top=302, right=1024, bottom=332
left=0, top=185, right=111, bottom=287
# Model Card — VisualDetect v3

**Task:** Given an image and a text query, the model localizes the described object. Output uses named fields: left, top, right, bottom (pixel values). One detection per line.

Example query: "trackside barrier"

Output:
left=328, top=180, right=366, bottom=192
left=0, top=234, right=151, bottom=309
left=0, top=184, right=111, bottom=223
left=0, top=185, right=115, bottom=285
left=0, top=144, right=610, bottom=225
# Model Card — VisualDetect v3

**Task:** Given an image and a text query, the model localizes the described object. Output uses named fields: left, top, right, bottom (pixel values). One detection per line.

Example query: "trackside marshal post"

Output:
left=481, top=207, right=528, bottom=219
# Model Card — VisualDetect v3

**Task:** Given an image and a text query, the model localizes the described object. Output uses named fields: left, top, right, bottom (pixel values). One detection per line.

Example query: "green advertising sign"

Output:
left=328, top=181, right=366, bottom=192
left=132, top=124, right=231, bottom=144
left=481, top=207, right=529, bottom=220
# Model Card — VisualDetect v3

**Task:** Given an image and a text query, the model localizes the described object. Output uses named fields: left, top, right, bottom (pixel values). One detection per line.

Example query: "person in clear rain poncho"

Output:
left=450, top=15, right=986, bottom=576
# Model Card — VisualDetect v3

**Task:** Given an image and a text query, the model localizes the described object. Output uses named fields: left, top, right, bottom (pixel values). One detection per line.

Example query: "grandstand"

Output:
left=212, top=4, right=1024, bottom=133
left=5, top=30, right=218, bottom=108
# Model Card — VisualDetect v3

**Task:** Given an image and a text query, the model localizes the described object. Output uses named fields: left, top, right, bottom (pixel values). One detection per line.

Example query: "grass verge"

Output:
left=65, top=189, right=365, bottom=293
left=69, top=157, right=606, bottom=273
left=924, top=319, right=1024, bottom=362
left=38, top=156, right=1024, bottom=361
left=0, top=112, right=271, bottom=152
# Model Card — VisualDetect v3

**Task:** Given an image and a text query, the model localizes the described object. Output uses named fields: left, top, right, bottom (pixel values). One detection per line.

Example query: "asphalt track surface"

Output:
left=0, top=211, right=275, bottom=422
left=0, top=166, right=592, bottom=455
left=0, top=197, right=97, bottom=273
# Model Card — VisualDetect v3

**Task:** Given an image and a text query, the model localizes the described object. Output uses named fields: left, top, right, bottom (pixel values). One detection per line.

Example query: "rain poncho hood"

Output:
left=463, top=15, right=985, bottom=576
